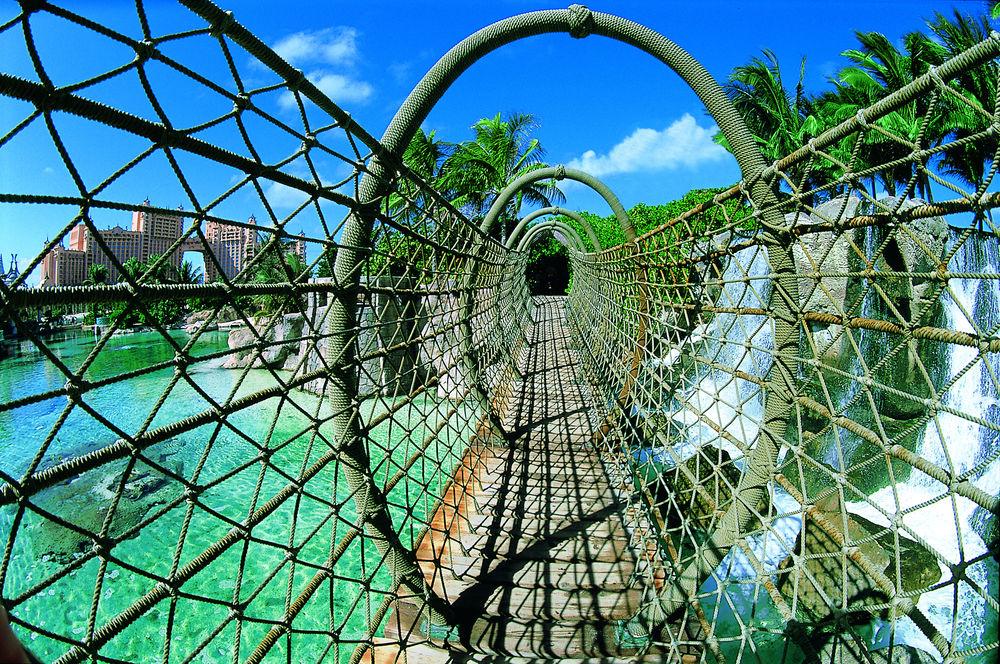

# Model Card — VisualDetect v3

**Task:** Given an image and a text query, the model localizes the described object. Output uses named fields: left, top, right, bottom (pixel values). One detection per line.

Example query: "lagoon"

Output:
left=0, top=329, right=475, bottom=662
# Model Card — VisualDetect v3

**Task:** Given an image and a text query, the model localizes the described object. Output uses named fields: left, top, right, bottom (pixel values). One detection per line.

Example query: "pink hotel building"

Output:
left=39, top=202, right=306, bottom=287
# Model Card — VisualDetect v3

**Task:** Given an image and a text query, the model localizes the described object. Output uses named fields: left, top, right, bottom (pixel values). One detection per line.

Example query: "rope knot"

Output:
left=133, top=39, right=156, bottom=62
left=566, top=4, right=594, bottom=39
left=927, top=64, right=945, bottom=88
left=232, top=93, right=251, bottom=112
left=209, top=10, right=235, bottom=38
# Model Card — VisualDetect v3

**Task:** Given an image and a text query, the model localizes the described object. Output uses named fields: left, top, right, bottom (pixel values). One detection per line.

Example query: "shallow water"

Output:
left=0, top=329, right=476, bottom=662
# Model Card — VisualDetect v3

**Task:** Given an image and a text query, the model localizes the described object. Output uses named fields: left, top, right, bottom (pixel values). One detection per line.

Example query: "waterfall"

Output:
left=648, top=242, right=799, bottom=579
left=848, top=227, right=1000, bottom=658
left=658, top=241, right=774, bottom=464
left=638, top=223, right=997, bottom=659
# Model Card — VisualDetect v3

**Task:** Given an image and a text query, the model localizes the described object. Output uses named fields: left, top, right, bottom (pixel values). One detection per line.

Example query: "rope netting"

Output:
left=0, top=1, right=998, bottom=663
left=0, top=2, right=528, bottom=661
left=566, top=30, right=1000, bottom=663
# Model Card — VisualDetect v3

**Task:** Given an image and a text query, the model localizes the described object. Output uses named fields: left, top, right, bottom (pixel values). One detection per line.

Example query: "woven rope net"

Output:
left=0, top=2, right=998, bottom=663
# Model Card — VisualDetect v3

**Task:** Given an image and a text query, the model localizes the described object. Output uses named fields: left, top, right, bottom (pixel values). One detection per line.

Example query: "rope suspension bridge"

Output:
left=0, top=3, right=998, bottom=662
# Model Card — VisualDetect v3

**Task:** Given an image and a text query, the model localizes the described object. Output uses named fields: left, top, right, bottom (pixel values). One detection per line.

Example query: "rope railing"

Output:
left=567, top=25, right=1000, bottom=662
left=0, top=2, right=530, bottom=661
left=0, top=2, right=998, bottom=663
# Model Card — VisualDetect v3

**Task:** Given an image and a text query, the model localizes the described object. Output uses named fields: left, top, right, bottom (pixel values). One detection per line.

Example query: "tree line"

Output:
left=719, top=9, right=997, bottom=205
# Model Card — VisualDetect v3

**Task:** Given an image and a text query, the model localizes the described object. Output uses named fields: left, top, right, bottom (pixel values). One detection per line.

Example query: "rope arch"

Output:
left=321, top=6, right=800, bottom=624
left=514, top=220, right=587, bottom=253
left=506, top=206, right=602, bottom=251
left=1, top=3, right=998, bottom=661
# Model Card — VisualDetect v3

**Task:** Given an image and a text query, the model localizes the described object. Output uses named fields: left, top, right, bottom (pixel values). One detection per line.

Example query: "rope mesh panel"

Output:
left=0, top=2, right=998, bottom=663
left=566, top=32, right=1000, bottom=663
left=0, top=3, right=527, bottom=661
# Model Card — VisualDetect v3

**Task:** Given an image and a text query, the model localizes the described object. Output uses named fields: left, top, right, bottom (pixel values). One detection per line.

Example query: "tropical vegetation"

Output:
left=369, top=112, right=566, bottom=279
left=249, top=240, right=309, bottom=315
left=715, top=9, right=997, bottom=215
left=104, top=254, right=204, bottom=326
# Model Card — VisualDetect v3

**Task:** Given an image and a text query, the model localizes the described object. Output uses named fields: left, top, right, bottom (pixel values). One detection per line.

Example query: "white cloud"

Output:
left=272, top=27, right=358, bottom=67
left=268, top=27, right=373, bottom=110
left=277, top=71, right=373, bottom=109
left=262, top=181, right=310, bottom=211
left=566, top=114, right=728, bottom=178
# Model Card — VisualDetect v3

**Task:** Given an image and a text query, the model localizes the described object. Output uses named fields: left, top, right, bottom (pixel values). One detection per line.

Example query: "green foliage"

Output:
left=315, top=247, right=335, bottom=279
left=366, top=231, right=435, bottom=281
left=107, top=296, right=182, bottom=328
left=248, top=241, right=309, bottom=315
left=177, top=259, right=202, bottom=285
left=438, top=112, right=564, bottom=238
left=716, top=49, right=826, bottom=189
left=83, top=262, right=111, bottom=324
left=84, top=263, right=109, bottom=287
left=551, top=187, right=749, bottom=252
left=718, top=9, right=998, bottom=202
left=105, top=253, right=184, bottom=327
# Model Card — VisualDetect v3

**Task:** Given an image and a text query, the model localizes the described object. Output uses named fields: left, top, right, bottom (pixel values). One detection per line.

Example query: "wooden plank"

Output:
left=421, top=559, right=635, bottom=592
left=384, top=298, right=649, bottom=660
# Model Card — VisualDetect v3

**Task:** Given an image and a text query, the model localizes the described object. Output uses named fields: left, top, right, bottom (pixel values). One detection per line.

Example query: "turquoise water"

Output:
left=0, top=330, right=477, bottom=662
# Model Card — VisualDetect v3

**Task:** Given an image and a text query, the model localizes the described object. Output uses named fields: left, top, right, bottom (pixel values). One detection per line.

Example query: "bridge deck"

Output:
left=368, top=297, right=651, bottom=662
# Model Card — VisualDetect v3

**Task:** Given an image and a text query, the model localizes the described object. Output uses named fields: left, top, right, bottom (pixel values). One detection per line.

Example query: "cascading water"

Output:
left=639, top=219, right=998, bottom=661
left=644, top=240, right=774, bottom=466
left=848, top=227, right=1000, bottom=659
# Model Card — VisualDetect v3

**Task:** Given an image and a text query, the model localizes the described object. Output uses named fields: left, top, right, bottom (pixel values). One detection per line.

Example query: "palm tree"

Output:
left=84, top=263, right=108, bottom=287
left=118, top=256, right=144, bottom=282
left=251, top=241, right=308, bottom=314
left=716, top=50, right=827, bottom=194
left=818, top=31, right=942, bottom=199
left=404, top=128, right=450, bottom=184
left=385, top=128, right=453, bottom=241
left=388, top=128, right=451, bottom=214
left=922, top=10, right=998, bottom=227
left=176, top=259, right=203, bottom=284
left=440, top=112, right=564, bottom=238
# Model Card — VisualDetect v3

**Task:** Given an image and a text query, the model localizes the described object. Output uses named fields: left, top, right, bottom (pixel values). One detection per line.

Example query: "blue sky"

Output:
left=0, top=0, right=991, bottom=283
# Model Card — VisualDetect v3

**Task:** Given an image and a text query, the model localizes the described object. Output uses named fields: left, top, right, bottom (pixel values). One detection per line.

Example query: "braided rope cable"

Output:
left=514, top=220, right=589, bottom=253
left=0, top=2, right=999, bottom=663
left=505, top=206, right=603, bottom=251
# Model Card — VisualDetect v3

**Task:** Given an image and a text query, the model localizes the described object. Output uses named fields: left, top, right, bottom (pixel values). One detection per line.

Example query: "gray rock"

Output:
left=223, top=313, right=304, bottom=370
left=865, top=196, right=949, bottom=324
left=31, top=463, right=177, bottom=562
left=790, top=195, right=863, bottom=359
left=778, top=494, right=941, bottom=624
left=793, top=635, right=938, bottom=664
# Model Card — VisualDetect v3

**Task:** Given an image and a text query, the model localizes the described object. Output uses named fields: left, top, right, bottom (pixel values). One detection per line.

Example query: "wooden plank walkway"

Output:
left=365, top=297, right=652, bottom=662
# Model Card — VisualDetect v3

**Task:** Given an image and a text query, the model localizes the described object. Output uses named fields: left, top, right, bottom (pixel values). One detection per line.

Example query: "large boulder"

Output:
left=30, top=448, right=184, bottom=562
left=223, top=313, right=304, bottom=370
left=861, top=197, right=950, bottom=421
left=790, top=195, right=862, bottom=360
left=778, top=493, right=941, bottom=624
left=863, top=196, right=949, bottom=328
left=642, top=446, right=763, bottom=535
